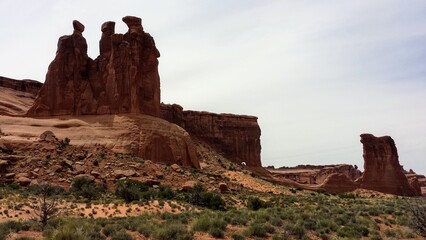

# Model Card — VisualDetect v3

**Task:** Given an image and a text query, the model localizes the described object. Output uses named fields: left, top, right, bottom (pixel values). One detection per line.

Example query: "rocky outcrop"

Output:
left=356, top=134, right=420, bottom=196
left=161, top=104, right=261, bottom=167
left=0, top=76, right=42, bottom=96
left=0, top=77, right=42, bottom=116
left=27, top=16, right=160, bottom=117
left=269, top=164, right=361, bottom=185
left=318, top=173, right=358, bottom=193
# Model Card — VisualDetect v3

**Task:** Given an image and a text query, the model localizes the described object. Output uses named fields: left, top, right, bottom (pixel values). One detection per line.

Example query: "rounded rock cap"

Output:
left=122, top=16, right=142, bottom=28
left=73, top=20, right=85, bottom=32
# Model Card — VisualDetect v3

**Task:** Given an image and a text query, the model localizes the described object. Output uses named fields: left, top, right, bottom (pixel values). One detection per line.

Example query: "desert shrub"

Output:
left=192, top=213, right=227, bottom=238
left=102, top=224, right=123, bottom=237
left=231, top=233, right=245, bottom=240
left=71, top=176, right=105, bottom=200
left=137, top=222, right=158, bottom=237
left=186, top=184, right=225, bottom=210
left=51, top=227, right=86, bottom=240
left=111, top=230, right=132, bottom=240
left=406, top=198, right=426, bottom=237
left=337, top=223, right=369, bottom=238
left=247, top=197, right=267, bottom=211
left=158, top=185, right=176, bottom=200
left=270, top=216, right=283, bottom=227
left=154, top=223, right=192, bottom=240
left=247, top=222, right=267, bottom=237
left=285, top=222, right=306, bottom=239
left=58, top=137, right=70, bottom=149
left=115, top=179, right=149, bottom=203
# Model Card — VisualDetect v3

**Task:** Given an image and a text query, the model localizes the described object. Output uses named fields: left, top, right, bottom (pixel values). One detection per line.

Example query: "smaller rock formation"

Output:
left=318, top=173, right=358, bottom=193
left=356, top=134, right=420, bottom=196
left=161, top=104, right=262, bottom=167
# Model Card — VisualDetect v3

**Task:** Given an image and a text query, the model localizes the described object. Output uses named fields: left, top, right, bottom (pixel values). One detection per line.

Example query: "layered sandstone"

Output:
left=27, top=16, right=160, bottom=117
left=356, top=134, right=420, bottom=196
left=0, top=77, right=42, bottom=116
left=269, top=164, right=361, bottom=185
left=161, top=104, right=262, bottom=167
left=0, top=114, right=199, bottom=168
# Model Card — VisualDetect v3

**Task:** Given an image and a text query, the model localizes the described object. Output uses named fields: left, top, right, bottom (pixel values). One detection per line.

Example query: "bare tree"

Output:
left=31, top=183, right=60, bottom=230
left=405, top=197, right=426, bottom=237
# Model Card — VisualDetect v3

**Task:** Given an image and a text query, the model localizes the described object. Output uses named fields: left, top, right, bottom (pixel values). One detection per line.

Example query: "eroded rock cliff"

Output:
left=356, top=133, right=421, bottom=196
left=27, top=16, right=160, bottom=117
left=161, top=104, right=262, bottom=167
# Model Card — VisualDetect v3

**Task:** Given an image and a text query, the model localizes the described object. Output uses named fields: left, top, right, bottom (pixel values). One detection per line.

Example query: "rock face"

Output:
left=161, top=104, right=262, bottom=167
left=0, top=76, right=42, bottom=116
left=269, top=164, right=361, bottom=185
left=318, top=173, right=358, bottom=193
left=0, top=76, right=42, bottom=96
left=357, top=134, right=420, bottom=196
left=27, top=16, right=160, bottom=117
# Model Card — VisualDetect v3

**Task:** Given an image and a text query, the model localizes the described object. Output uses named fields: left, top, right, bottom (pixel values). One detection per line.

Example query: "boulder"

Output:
left=170, top=164, right=181, bottom=172
left=40, top=131, right=58, bottom=143
left=356, top=134, right=421, bottom=196
left=182, top=180, right=196, bottom=191
left=114, top=169, right=137, bottom=178
left=218, top=182, right=230, bottom=193
left=17, top=176, right=31, bottom=186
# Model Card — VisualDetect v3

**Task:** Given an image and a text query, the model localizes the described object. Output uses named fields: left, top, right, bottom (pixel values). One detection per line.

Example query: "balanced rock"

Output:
left=356, top=134, right=420, bottom=196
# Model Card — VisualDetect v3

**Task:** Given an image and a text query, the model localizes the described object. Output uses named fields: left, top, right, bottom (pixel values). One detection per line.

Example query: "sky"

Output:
left=1, top=0, right=426, bottom=174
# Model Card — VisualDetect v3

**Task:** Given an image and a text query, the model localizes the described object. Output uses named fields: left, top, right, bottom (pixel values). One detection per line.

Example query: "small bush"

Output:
left=115, top=179, right=149, bottom=203
left=137, top=222, right=158, bottom=237
left=111, top=230, right=132, bottom=240
left=51, top=227, right=86, bottom=240
left=71, top=176, right=105, bottom=200
left=247, top=222, right=267, bottom=237
left=102, top=224, right=122, bottom=237
left=247, top=197, right=267, bottom=211
left=154, top=223, right=192, bottom=240
left=209, top=227, right=224, bottom=238
left=231, top=233, right=245, bottom=240
left=186, top=184, right=225, bottom=210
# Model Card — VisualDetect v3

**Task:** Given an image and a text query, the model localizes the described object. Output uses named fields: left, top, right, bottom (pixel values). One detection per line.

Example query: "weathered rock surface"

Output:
left=0, top=76, right=42, bottom=116
left=318, top=173, right=358, bottom=193
left=0, top=114, right=199, bottom=169
left=27, top=16, right=160, bottom=117
left=269, top=164, right=361, bottom=185
left=356, top=134, right=420, bottom=196
left=161, top=104, right=261, bottom=167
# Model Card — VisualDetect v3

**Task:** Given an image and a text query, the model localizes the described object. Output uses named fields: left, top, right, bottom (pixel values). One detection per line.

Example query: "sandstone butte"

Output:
left=22, top=16, right=262, bottom=169
left=356, top=133, right=421, bottom=196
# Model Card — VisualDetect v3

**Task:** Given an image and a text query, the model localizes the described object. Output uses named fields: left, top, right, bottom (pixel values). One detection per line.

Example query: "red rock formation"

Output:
left=269, top=164, right=361, bottom=185
left=27, top=16, right=160, bottom=117
left=356, top=133, right=420, bottom=196
left=0, top=76, right=42, bottom=96
left=318, top=173, right=358, bottom=193
left=0, top=77, right=42, bottom=116
left=161, top=104, right=261, bottom=167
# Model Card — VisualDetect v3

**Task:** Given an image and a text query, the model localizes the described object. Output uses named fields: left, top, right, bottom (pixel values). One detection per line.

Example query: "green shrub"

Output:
left=111, top=230, right=132, bottom=240
left=285, top=223, right=306, bottom=239
left=209, top=227, right=224, bottom=238
left=71, top=176, right=105, bottom=200
left=158, top=185, right=176, bottom=200
left=51, top=227, right=86, bottom=240
left=247, top=197, right=267, bottom=211
left=247, top=222, right=267, bottom=237
left=102, top=224, right=122, bottom=237
left=115, top=179, right=149, bottom=203
left=231, top=233, right=245, bottom=240
left=186, top=184, right=225, bottom=210
left=154, top=223, right=192, bottom=240
left=137, top=222, right=158, bottom=237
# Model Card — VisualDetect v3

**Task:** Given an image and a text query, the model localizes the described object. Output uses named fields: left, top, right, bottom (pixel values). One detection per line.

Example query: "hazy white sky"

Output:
left=1, top=0, right=426, bottom=174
